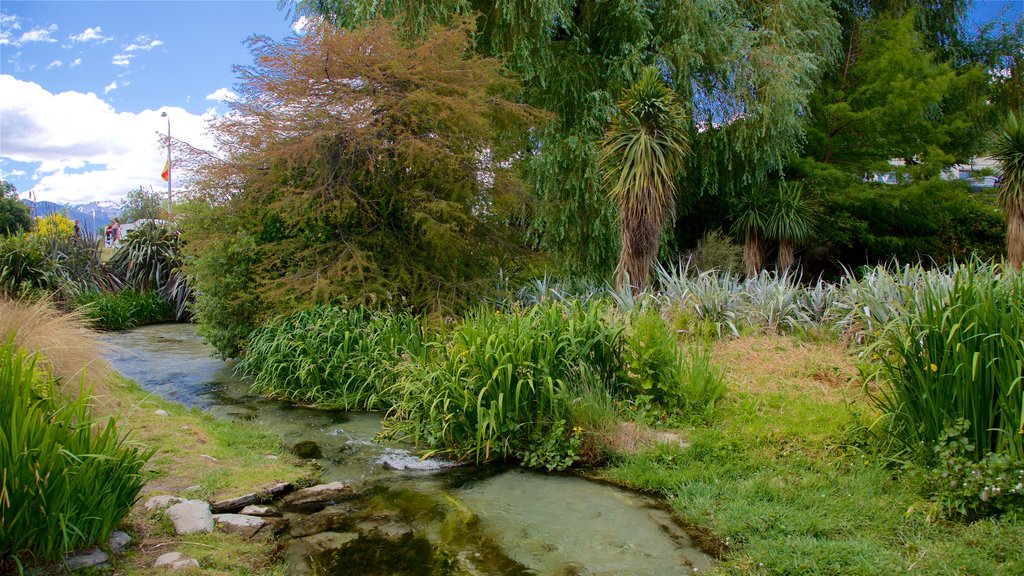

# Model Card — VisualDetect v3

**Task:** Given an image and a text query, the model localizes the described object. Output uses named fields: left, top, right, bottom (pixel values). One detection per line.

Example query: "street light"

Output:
left=161, top=111, right=172, bottom=218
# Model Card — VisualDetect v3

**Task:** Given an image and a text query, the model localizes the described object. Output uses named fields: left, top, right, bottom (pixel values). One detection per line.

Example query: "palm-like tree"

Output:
left=730, top=187, right=771, bottom=278
left=992, top=110, right=1024, bottom=269
left=600, top=67, right=691, bottom=293
left=766, top=181, right=816, bottom=273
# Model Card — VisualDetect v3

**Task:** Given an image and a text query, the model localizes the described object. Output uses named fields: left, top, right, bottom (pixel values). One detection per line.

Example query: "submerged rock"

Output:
left=281, top=482, right=355, bottom=512
left=289, top=503, right=359, bottom=537
left=303, top=531, right=360, bottom=552
left=64, top=548, right=108, bottom=571
left=166, top=500, right=214, bottom=534
left=292, top=440, right=324, bottom=459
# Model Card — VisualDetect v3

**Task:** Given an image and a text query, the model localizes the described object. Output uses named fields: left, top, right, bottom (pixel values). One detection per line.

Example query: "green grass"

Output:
left=603, top=369, right=1024, bottom=575
left=74, top=288, right=175, bottom=331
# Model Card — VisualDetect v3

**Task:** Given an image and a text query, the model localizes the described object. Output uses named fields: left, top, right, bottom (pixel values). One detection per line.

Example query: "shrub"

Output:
left=0, top=233, right=110, bottom=299
left=0, top=341, right=152, bottom=566
left=621, top=308, right=687, bottom=409
left=682, top=228, right=743, bottom=274
left=190, top=232, right=261, bottom=358
left=106, top=223, right=192, bottom=321
left=387, top=302, right=624, bottom=464
left=865, top=261, right=1024, bottom=462
left=238, top=306, right=429, bottom=410
left=33, top=213, right=75, bottom=238
left=74, top=289, right=174, bottom=331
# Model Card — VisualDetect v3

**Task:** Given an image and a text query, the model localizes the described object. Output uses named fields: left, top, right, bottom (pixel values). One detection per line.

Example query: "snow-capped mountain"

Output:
left=22, top=199, right=121, bottom=231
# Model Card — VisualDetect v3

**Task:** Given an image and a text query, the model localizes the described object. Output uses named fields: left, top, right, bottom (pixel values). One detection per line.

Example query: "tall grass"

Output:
left=74, top=289, right=175, bottom=331
left=0, top=298, right=113, bottom=397
left=386, top=302, right=625, bottom=463
left=0, top=340, right=153, bottom=567
left=866, top=262, right=1024, bottom=462
left=237, top=306, right=429, bottom=410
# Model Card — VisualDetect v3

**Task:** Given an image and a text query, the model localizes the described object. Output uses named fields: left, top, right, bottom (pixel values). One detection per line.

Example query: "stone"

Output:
left=65, top=548, right=108, bottom=571
left=282, top=540, right=314, bottom=576
left=199, top=454, right=219, bottom=462
left=355, top=518, right=414, bottom=541
left=265, top=454, right=279, bottom=460
left=107, top=531, right=132, bottom=554
left=154, top=409, right=170, bottom=417
left=165, top=499, right=214, bottom=534
left=240, top=504, right=280, bottom=517
left=291, top=440, right=323, bottom=459
left=144, top=495, right=186, bottom=512
left=214, top=513, right=266, bottom=537
left=303, top=531, right=359, bottom=552
left=280, top=482, right=354, bottom=513
left=154, top=552, right=200, bottom=570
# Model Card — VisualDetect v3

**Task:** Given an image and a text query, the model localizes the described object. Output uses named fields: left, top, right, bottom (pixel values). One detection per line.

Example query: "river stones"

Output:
left=303, top=531, right=360, bottom=552
left=165, top=499, right=214, bottom=534
left=107, top=531, right=132, bottom=554
left=154, top=552, right=200, bottom=570
left=281, top=481, right=355, bottom=512
left=64, top=548, right=108, bottom=571
left=240, top=504, right=281, bottom=516
left=214, top=513, right=266, bottom=537
left=289, top=503, right=360, bottom=537
left=144, top=495, right=186, bottom=512
left=292, top=440, right=323, bottom=459
left=354, top=517, right=414, bottom=541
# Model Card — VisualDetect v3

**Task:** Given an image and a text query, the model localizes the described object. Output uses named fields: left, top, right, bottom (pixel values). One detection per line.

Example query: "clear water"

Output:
left=104, top=323, right=713, bottom=575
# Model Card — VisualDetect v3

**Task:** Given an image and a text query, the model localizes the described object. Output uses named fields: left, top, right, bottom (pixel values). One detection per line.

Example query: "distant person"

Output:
left=73, top=220, right=82, bottom=238
left=112, top=218, right=121, bottom=242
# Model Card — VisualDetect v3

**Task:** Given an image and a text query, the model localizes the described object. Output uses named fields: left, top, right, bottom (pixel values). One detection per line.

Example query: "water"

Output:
left=104, top=324, right=713, bottom=575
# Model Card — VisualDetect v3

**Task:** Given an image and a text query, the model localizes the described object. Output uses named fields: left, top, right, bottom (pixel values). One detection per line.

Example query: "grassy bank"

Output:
left=603, top=334, right=1024, bottom=575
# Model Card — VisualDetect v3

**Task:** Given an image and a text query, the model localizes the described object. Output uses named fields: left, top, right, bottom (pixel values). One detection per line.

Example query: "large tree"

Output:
left=119, top=186, right=166, bottom=223
left=184, top=20, right=542, bottom=356
left=0, top=180, right=31, bottom=237
left=601, top=67, right=690, bottom=293
left=286, top=0, right=840, bottom=277
left=992, top=110, right=1024, bottom=269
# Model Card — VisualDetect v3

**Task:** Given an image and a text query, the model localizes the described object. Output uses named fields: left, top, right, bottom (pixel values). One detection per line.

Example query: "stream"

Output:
left=104, top=323, right=713, bottom=575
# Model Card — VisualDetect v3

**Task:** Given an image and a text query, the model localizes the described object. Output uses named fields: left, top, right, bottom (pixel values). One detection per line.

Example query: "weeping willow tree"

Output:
left=284, top=0, right=840, bottom=277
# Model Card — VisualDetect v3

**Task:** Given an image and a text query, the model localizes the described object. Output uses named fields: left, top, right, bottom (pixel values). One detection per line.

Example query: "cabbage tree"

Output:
left=767, top=181, right=817, bottom=273
left=992, top=110, right=1024, bottom=269
left=601, top=67, right=691, bottom=293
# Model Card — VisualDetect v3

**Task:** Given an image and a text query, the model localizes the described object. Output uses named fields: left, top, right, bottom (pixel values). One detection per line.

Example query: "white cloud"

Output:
left=291, top=16, right=310, bottom=33
left=103, top=81, right=117, bottom=94
left=112, top=53, right=133, bottom=66
left=69, top=26, right=111, bottom=43
left=205, top=88, right=238, bottom=103
left=0, top=12, right=21, bottom=46
left=12, top=24, right=58, bottom=46
left=47, top=60, right=62, bottom=70
left=124, top=38, right=163, bottom=52
left=0, top=74, right=217, bottom=203
left=70, top=58, right=82, bottom=67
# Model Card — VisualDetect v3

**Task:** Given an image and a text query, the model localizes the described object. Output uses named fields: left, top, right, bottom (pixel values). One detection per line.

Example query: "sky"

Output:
left=0, top=0, right=1022, bottom=205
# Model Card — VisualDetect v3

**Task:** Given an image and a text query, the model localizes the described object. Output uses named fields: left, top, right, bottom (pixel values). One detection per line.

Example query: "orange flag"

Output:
left=161, top=159, right=169, bottom=182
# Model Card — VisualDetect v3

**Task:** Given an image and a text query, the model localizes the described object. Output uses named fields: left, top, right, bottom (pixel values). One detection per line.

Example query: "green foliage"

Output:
left=818, top=179, right=1005, bottom=273
left=237, top=306, right=429, bottom=410
left=516, top=419, right=582, bottom=472
left=119, top=185, right=166, bottom=223
left=0, top=341, right=153, bottom=565
left=621, top=309, right=686, bottom=410
left=74, top=289, right=174, bottom=331
left=683, top=229, right=743, bottom=276
left=675, top=344, right=727, bottom=421
left=107, top=223, right=192, bottom=320
left=865, top=261, right=1024, bottom=462
left=920, top=420, right=1024, bottom=519
left=0, top=232, right=109, bottom=299
left=991, top=109, right=1024, bottom=268
left=0, top=181, right=31, bottom=237
left=292, top=0, right=840, bottom=277
left=185, top=21, right=540, bottom=355
left=766, top=181, right=818, bottom=272
left=387, top=302, right=624, bottom=465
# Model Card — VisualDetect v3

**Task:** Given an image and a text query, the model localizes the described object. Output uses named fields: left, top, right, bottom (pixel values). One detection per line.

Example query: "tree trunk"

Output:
left=777, top=239, right=795, bottom=273
left=1008, top=205, right=1024, bottom=270
left=743, top=232, right=763, bottom=278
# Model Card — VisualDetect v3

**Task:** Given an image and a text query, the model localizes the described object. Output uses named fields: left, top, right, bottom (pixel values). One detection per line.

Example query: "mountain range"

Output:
left=22, top=199, right=121, bottom=233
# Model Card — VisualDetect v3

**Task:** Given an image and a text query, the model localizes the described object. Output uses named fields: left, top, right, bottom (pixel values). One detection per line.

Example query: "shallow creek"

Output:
left=105, top=324, right=713, bottom=575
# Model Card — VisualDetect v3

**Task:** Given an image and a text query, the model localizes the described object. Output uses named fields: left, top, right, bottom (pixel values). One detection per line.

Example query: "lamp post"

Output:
left=160, top=111, right=172, bottom=218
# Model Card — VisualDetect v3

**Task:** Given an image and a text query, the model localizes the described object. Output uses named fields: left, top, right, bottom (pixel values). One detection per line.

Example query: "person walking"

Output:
left=73, top=220, right=82, bottom=238
left=111, top=218, right=121, bottom=243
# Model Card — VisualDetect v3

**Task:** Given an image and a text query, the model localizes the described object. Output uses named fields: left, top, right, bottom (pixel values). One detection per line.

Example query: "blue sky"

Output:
left=0, top=0, right=1022, bottom=204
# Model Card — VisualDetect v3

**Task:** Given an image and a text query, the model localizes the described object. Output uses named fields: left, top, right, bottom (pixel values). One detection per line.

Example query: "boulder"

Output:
left=64, top=548, right=108, bottom=571
left=166, top=500, right=214, bottom=534
left=288, top=503, right=358, bottom=538
left=214, top=513, right=266, bottom=538
left=280, top=482, right=354, bottom=513
left=154, top=552, right=200, bottom=570
left=144, top=495, right=185, bottom=512
left=107, top=531, right=132, bottom=554
left=210, top=482, right=293, bottom=513
left=355, top=518, right=414, bottom=541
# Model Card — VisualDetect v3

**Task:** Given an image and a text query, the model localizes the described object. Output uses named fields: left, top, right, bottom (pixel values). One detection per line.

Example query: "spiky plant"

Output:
left=991, top=110, right=1024, bottom=269
left=601, top=66, right=691, bottom=294
left=766, top=181, right=817, bottom=273
left=730, top=186, right=771, bottom=278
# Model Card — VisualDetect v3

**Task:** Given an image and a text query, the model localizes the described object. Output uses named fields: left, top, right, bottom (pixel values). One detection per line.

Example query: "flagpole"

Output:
left=161, top=111, right=172, bottom=218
